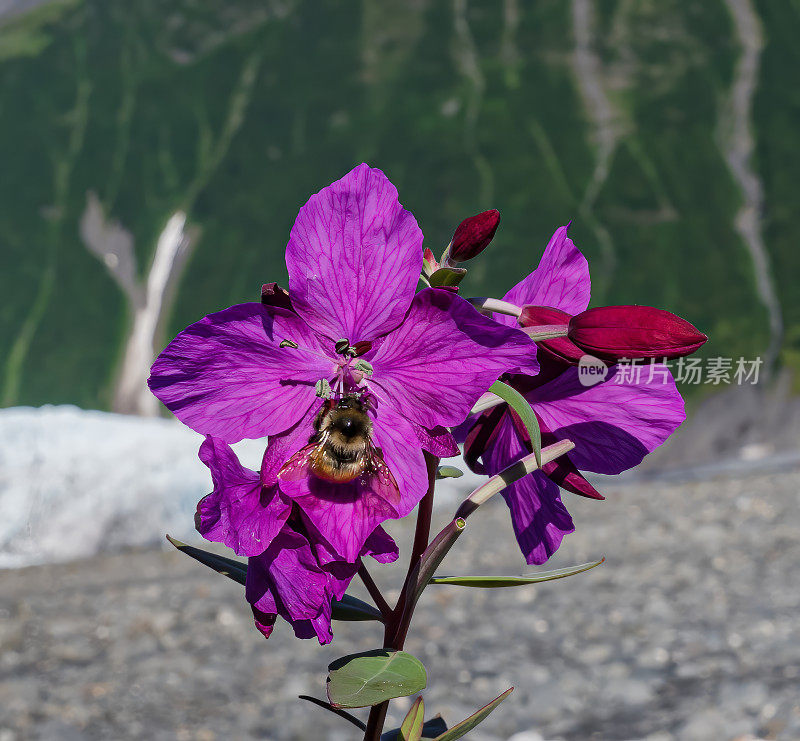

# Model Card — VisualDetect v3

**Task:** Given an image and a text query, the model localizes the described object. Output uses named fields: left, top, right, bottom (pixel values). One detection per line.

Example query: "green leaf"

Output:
left=429, top=559, right=604, bottom=587
left=432, top=688, right=513, bottom=740
left=327, top=649, right=427, bottom=709
left=332, top=594, right=384, bottom=622
left=488, top=380, right=541, bottom=467
left=297, top=695, right=366, bottom=731
left=435, top=465, right=463, bottom=479
left=400, top=697, right=425, bottom=741
left=166, top=535, right=247, bottom=585
left=428, top=266, right=467, bottom=287
left=381, top=716, right=448, bottom=741
left=166, top=536, right=382, bottom=621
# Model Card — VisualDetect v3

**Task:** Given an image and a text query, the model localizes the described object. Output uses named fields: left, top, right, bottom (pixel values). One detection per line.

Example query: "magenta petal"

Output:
left=483, top=412, right=574, bottom=564
left=261, top=406, right=318, bottom=487
left=499, top=225, right=590, bottom=324
left=370, top=405, right=429, bottom=517
left=368, top=288, right=538, bottom=429
left=363, top=526, right=400, bottom=564
left=280, top=473, right=401, bottom=563
left=411, top=421, right=460, bottom=458
left=501, top=474, right=576, bottom=565
left=286, top=163, right=423, bottom=343
left=529, top=365, right=686, bottom=474
left=246, top=530, right=336, bottom=644
left=196, top=436, right=290, bottom=557
left=149, top=303, right=334, bottom=442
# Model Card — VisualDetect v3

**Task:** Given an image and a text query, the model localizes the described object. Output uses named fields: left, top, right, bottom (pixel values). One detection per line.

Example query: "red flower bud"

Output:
left=519, top=305, right=586, bottom=366
left=568, top=305, right=707, bottom=361
left=423, top=247, right=440, bottom=273
left=260, top=282, right=293, bottom=311
left=449, top=209, right=500, bottom=262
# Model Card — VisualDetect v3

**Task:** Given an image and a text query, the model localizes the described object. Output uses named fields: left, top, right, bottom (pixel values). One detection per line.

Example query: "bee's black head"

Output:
left=330, top=409, right=369, bottom=440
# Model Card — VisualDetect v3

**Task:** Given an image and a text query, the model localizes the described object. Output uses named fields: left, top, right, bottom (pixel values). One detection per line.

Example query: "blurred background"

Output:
left=1, top=1, right=799, bottom=739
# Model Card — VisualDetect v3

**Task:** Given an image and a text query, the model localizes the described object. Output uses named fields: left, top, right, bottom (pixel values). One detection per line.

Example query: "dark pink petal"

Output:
left=541, top=456, right=604, bottom=500
left=483, top=412, right=574, bottom=564
left=363, top=526, right=400, bottom=564
left=528, top=365, right=686, bottom=474
left=246, top=530, right=336, bottom=644
left=286, top=163, right=423, bottom=343
left=496, top=225, right=590, bottom=327
left=568, top=305, right=708, bottom=360
left=196, top=436, right=290, bottom=557
left=368, top=288, right=538, bottom=429
left=501, top=474, right=576, bottom=565
left=251, top=607, right=276, bottom=639
left=411, top=421, right=460, bottom=458
left=149, top=303, right=334, bottom=442
left=260, top=282, right=293, bottom=311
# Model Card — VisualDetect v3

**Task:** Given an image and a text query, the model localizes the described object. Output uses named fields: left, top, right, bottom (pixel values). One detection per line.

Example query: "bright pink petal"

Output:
left=279, top=465, right=402, bottom=563
left=368, top=288, right=538, bottom=429
left=370, top=405, right=430, bottom=517
left=149, top=303, right=334, bottom=442
left=286, top=163, right=423, bottom=343
left=483, top=412, right=574, bottom=564
left=497, top=225, right=590, bottom=326
left=196, top=436, right=290, bottom=557
left=529, top=365, right=686, bottom=474
left=260, top=406, right=318, bottom=487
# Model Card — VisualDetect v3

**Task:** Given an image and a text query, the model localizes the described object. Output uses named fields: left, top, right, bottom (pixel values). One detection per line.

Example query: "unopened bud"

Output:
left=568, top=305, right=708, bottom=361
left=519, top=305, right=585, bottom=365
left=448, top=209, right=500, bottom=262
left=261, top=283, right=293, bottom=311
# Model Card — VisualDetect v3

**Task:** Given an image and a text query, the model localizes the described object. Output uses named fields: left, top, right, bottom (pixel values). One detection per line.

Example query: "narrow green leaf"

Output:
left=432, top=688, right=513, bottom=740
left=327, top=649, right=427, bottom=709
left=489, top=380, right=541, bottom=467
left=166, top=536, right=382, bottom=621
left=429, top=558, right=604, bottom=588
left=298, top=695, right=366, bottom=731
left=381, top=716, right=448, bottom=741
left=428, top=266, right=467, bottom=287
left=400, top=697, right=425, bottom=741
left=166, top=535, right=247, bottom=585
left=436, top=465, right=463, bottom=479
left=332, top=594, right=384, bottom=622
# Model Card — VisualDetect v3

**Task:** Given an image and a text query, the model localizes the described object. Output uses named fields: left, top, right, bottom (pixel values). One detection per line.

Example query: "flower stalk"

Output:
left=467, top=297, right=523, bottom=318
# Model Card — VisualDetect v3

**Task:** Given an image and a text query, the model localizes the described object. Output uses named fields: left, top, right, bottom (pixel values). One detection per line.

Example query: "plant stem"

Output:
left=362, top=452, right=439, bottom=741
left=358, top=563, right=392, bottom=620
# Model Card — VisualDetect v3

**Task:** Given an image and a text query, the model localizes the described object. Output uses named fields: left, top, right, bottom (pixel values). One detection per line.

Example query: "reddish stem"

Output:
left=362, top=452, right=439, bottom=741
left=358, top=563, right=391, bottom=620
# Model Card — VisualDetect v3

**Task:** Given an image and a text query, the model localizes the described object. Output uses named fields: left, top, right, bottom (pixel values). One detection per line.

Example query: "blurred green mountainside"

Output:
left=1, top=0, right=797, bottom=411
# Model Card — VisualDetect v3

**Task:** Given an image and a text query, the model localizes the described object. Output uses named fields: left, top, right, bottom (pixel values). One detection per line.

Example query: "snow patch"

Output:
left=0, top=406, right=482, bottom=568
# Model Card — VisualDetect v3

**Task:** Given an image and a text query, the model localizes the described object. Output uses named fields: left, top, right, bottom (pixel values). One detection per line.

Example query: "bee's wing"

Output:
left=366, top=447, right=402, bottom=507
left=278, top=441, right=323, bottom=481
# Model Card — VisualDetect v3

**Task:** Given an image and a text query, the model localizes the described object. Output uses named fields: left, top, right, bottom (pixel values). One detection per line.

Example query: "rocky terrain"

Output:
left=2, top=467, right=798, bottom=740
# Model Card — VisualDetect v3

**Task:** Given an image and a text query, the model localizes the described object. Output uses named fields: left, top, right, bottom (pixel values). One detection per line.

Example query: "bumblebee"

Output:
left=279, top=395, right=398, bottom=494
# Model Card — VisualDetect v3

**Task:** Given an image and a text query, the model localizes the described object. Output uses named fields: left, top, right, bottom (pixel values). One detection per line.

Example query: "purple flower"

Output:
left=460, top=225, right=686, bottom=564
left=150, top=164, right=537, bottom=562
left=197, top=435, right=397, bottom=644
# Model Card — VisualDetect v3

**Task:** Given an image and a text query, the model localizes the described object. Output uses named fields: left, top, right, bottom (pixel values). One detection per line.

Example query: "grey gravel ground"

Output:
left=1, top=469, right=799, bottom=741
